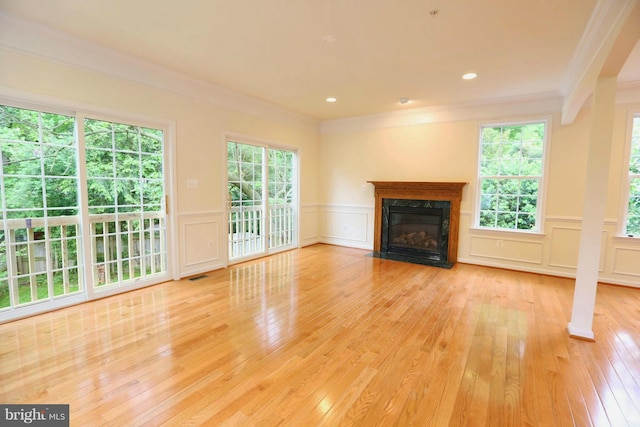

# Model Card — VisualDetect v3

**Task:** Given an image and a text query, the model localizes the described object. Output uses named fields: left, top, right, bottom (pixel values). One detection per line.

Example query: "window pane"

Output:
left=1, top=142, right=41, bottom=175
left=517, top=214, right=536, bottom=230
left=115, top=152, right=140, bottom=177
left=86, top=149, right=114, bottom=177
left=479, top=211, right=497, bottom=227
left=498, top=179, right=519, bottom=195
left=140, top=129, right=163, bottom=154
left=518, top=196, right=537, bottom=213
left=44, top=145, right=77, bottom=176
left=4, top=177, right=43, bottom=210
left=499, top=159, right=520, bottom=176
left=498, top=195, right=518, bottom=212
left=521, top=159, right=542, bottom=176
left=497, top=212, right=516, bottom=229
left=114, top=123, right=139, bottom=151
left=84, top=119, right=113, bottom=149
left=521, top=179, right=539, bottom=195
left=45, top=178, right=77, bottom=206
left=480, top=194, right=497, bottom=210
left=482, top=127, right=501, bottom=143
left=481, top=179, right=498, bottom=194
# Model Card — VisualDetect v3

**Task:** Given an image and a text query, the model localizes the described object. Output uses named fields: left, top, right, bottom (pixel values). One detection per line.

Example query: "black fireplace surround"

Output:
left=376, top=198, right=453, bottom=268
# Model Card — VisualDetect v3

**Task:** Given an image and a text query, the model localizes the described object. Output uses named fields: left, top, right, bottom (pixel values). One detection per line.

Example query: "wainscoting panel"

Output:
left=300, top=205, right=320, bottom=247
left=549, top=226, right=581, bottom=269
left=612, top=247, right=640, bottom=277
left=548, top=226, right=607, bottom=272
left=469, top=236, right=543, bottom=264
left=178, top=212, right=225, bottom=277
left=319, top=205, right=374, bottom=250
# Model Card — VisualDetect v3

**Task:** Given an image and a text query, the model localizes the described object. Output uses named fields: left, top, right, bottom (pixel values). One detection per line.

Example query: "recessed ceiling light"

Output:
left=326, top=97, right=337, bottom=103
left=462, top=72, right=478, bottom=80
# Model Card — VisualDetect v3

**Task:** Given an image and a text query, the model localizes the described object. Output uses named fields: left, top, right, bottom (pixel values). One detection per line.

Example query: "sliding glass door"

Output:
left=0, top=104, right=169, bottom=320
left=227, top=140, right=296, bottom=262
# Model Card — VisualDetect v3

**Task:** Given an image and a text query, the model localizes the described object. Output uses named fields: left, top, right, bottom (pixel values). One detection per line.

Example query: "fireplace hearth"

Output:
left=368, top=181, right=466, bottom=268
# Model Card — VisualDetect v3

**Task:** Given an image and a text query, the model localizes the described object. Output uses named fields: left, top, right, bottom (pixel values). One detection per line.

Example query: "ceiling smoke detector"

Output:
left=399, top=98, right=410, bottom=104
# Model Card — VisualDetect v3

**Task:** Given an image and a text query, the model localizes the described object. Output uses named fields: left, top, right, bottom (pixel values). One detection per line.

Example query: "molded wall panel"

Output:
left=301, top=205, right=320, bottom=246
left=613, top=247, right=640, bottom=276
left=469, top=236, right=543, bottom=264
left=178, top=213, right=224, bottom=276
left=549, top=227, right=581, bottom=268
left=320, top=207, right=373, bottom=249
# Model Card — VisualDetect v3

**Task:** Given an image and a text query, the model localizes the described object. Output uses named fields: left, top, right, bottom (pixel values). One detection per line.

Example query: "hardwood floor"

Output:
left=1, top=244, right=639, bottom=426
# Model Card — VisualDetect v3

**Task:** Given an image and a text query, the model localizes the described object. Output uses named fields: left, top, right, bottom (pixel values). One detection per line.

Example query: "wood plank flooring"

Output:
left=1, top=244, right=639, bottom=426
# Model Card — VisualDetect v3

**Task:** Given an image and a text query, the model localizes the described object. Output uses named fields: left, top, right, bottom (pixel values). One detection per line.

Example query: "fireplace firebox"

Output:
left=369, top=181, right=466, bottom=268
left=381, top=199, right=451, bottom=267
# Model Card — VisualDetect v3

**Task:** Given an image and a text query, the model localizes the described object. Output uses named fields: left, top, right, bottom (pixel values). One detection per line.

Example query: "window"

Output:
left=477, top=120, right=547, bottom=232
left=624, top=114, right=640, bottom=236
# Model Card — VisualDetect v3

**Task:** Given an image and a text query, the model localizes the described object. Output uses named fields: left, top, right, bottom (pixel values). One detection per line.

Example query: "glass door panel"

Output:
left=85, top=118, right=167, bottom=289
left=267, top=148, right=295, bottom=251
left=227, top=141, right=266, bottom=260
left=0, top=106, right=83, bottom=310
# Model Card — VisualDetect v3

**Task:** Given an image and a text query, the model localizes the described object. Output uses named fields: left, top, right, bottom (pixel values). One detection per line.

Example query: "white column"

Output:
left=567, top=76, right=617, bottom=340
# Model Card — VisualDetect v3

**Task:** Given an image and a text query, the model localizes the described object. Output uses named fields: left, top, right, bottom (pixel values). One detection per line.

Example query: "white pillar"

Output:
left=567, top=76, right=617, bottom=340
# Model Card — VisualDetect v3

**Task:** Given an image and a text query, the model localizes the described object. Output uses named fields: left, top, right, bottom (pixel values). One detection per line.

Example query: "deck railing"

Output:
left=228, top=203, right=294, bottom=259
left=0, top=212, right=166, bottom=309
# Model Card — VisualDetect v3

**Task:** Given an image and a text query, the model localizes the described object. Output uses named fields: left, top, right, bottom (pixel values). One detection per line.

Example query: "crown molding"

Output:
left=560, top=0, right=638, bottom=125
left=0, top=12, right=319, bottom=132
left=616, top=80, right=640, bottom=105
left=320, top=93, right=563, bottom=134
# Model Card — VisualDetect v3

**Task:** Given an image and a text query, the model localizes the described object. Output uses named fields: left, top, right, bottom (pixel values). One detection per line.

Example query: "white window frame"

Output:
left=620, top=109, right=640, bottom=238
left=474, top=117, right=551, bottom=234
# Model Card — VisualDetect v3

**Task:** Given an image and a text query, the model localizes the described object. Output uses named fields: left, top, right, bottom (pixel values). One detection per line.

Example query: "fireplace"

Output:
left=369, top=181, right=466, bottom=268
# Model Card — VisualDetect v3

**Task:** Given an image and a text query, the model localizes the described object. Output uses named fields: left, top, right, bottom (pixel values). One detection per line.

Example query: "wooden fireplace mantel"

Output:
left=368, top=181, right=466, bottom=263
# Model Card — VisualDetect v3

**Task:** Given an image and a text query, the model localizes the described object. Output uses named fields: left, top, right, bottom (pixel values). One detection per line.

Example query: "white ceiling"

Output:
left=1, top=0, right=639, bottom=120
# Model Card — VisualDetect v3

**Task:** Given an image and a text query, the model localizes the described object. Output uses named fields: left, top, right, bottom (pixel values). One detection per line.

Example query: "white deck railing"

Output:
left=228, top=203, right=294, bottom=259
left=0, top=212, right=166, bottom=309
